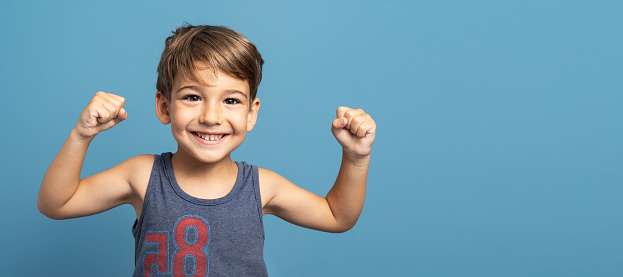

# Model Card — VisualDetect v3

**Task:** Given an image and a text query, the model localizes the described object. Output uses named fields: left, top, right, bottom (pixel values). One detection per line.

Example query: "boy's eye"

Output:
left=224, top=98, right=241, bottom=105
left=183, top=95, right=201, bottom=101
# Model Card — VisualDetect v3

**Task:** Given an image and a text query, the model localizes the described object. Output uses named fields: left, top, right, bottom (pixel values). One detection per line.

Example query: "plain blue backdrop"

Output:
left=1, top=0, right=622, bottom=276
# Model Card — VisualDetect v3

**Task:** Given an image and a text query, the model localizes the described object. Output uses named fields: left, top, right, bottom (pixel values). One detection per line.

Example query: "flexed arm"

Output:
left=325, top=106, right=376, bottom=230
left=38, top=91, right=129, bottom=219
left=262, top=106, right=376, bottom=233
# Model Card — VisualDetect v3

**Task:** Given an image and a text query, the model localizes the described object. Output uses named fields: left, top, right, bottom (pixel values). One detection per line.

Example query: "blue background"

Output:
left=1, top=0, right=622, bottom=276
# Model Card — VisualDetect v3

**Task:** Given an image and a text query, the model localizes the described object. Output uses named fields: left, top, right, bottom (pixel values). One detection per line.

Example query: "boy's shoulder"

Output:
left=122, top=154, right=156, bottom=169
left=256, top=167, right=295, bottom=208
left=115, top=154, right=156, bottom=191
left=257, top=167, right=285, bottom=185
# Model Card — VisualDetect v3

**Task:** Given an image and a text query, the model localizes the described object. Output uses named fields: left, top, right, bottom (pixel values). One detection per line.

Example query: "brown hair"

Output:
left=156, top=24, right=264, bottom=101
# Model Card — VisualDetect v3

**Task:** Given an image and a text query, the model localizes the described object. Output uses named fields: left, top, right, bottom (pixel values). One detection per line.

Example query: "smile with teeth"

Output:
left=193, top=132, right=226, bottom=141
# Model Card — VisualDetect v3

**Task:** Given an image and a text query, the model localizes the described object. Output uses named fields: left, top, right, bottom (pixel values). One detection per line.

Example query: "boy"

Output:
left=38, top=24, right=376, bottom=276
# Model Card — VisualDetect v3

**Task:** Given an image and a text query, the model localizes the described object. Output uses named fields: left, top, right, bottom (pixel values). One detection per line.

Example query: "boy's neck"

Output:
left=170, top=150, right=238, bottom=185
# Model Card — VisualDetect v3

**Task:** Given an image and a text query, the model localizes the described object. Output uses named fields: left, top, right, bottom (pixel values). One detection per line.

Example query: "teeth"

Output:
left=195, top=133, right=225, bottom=141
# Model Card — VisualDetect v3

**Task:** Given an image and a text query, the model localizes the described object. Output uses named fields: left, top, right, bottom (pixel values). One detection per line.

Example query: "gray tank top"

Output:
left=132, top=153, right=268, bottom=276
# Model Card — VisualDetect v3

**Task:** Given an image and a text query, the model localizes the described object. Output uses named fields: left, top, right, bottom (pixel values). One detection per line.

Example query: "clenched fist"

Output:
left=75, top=91, right=127, bottom=140
left=331, top=106, right=376, bottom=159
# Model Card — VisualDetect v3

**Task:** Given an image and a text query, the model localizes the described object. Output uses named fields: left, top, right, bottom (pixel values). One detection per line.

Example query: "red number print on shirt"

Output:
left=144, top=232, right=169, bottom=276
left=142, top=215, right=211, bottom=277
left=173, top=215, right=210, bottom=276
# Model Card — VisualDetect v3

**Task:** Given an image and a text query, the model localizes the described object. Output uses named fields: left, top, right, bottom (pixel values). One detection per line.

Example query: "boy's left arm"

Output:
left=261, top=107, right=375, bottom=233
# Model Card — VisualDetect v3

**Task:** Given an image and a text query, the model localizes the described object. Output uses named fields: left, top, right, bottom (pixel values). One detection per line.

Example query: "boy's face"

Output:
left=156, top=63, right=260, bottom=164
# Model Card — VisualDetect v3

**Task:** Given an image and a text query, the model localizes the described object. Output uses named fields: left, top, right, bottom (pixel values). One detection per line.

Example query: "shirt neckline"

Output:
left=162, top=152, right=244, bottom=206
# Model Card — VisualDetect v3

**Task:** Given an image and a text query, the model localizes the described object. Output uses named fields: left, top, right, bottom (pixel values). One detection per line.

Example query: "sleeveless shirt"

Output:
left=132, top=153, right=268, bottom=276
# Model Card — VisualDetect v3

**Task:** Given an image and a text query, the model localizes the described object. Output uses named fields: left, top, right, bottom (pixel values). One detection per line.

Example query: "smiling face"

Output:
left=156, top=63, right=260, bottom=166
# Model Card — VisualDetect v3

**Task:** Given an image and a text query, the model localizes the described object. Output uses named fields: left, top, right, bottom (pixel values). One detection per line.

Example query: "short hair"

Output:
left=156, top=24, right=264, bottom=101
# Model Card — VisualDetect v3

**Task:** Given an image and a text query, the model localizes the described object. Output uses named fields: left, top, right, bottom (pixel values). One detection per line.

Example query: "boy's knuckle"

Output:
left=337, top=106, right=348, bottom=115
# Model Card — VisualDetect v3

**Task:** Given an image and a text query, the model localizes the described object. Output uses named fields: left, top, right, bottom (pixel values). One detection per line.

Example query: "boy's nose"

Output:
left=199, top=104, right=222, bottom=125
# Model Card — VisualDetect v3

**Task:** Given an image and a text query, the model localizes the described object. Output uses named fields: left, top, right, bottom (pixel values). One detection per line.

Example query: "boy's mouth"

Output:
left=192, top=132, right=226, bottom=141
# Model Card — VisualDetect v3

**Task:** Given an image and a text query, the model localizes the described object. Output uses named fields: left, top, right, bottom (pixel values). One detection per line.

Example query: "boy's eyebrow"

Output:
left=225, top=90, right=248, bottom=99
left=176, top=85, right=202, bottom=93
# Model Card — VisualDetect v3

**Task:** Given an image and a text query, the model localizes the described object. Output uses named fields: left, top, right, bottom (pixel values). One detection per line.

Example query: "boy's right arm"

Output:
left=38, top=91, right=141, bottom=220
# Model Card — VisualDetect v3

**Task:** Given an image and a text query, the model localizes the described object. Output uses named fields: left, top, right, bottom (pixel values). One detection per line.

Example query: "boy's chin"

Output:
left=174, top=147, right=233, bottom=165
left=193, top=153, right=232, bottom=165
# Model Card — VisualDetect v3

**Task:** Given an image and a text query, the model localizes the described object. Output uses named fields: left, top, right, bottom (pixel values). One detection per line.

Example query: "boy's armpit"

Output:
left=257, top=168, right=282, bottom=211
left=125, top=154, right=156, bottom=213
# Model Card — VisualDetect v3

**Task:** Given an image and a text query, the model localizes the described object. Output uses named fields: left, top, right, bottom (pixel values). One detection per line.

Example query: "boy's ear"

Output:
left=155, top=91, right=171, bottom=124
left=247, top=98, right=261, bottom=132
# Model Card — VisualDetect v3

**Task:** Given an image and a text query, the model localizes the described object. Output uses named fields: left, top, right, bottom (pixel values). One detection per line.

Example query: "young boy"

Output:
left=38, top=24, right=376, bottom=276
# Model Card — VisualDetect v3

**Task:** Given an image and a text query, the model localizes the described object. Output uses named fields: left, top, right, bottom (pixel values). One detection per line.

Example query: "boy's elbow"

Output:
left=330, top=226, right=352, bottom=233
left=39, top=208, right=68, bottom=220
left=40, top=212, right=63, bottom=220
left=37, top=203, right=57, bottom=220
left=324, top=209, right=361, bottom=233
left=327, top=220, right=357, bottom=233
left=37, top=198, right=66, bottom=220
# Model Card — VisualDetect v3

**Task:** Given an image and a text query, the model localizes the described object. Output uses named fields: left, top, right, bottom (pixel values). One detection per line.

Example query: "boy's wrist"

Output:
left=69, top=127, right=95, bottom=144
left=342, top=149, right=371, bottom=167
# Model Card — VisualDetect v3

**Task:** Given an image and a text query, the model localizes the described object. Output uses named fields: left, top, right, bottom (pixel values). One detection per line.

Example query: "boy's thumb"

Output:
left=331, top=117, right=347, bottom=135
